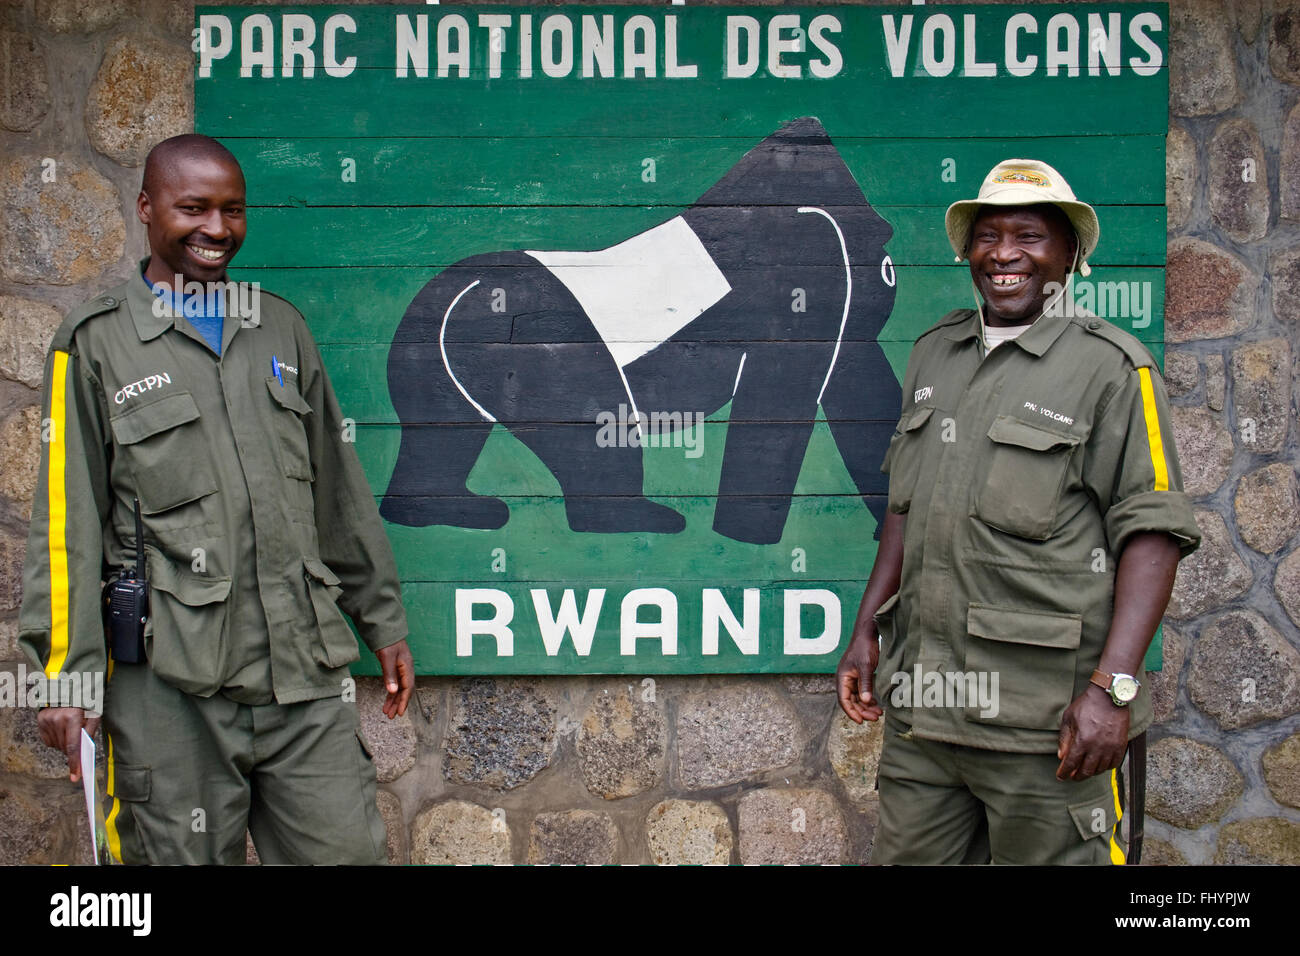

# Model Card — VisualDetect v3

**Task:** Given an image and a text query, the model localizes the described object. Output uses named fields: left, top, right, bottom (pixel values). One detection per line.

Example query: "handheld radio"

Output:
left=105, top=497, right=149, bottom=663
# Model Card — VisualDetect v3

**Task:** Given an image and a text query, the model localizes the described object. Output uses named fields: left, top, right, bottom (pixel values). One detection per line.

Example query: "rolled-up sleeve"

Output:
left=1086, top=365, right=1201, bottom=558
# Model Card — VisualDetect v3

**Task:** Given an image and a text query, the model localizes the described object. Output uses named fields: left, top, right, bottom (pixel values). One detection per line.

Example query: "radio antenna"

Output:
left=133, top=497, right=145, bottom=577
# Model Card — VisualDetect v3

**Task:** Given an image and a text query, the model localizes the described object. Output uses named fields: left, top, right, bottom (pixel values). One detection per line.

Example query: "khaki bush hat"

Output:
left=945, top=159, right=1100, bottom=276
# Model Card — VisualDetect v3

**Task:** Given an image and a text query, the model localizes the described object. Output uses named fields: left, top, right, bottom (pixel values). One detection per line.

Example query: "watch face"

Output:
left=1113, top=676, right=1140, bottom=702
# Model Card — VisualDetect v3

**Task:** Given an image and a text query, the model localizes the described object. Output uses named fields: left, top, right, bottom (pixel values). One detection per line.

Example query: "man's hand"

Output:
left=1056, top=685, right=1129, bottom=780
left=37, top=707, right=101, bottom=783
left=836, top=628, right=884, bottom=724
left=836, top=511, right=905, bottom=724
left=374, top=639, right=414, bottom=719
left=1056, top=531, right=1180, bottom=781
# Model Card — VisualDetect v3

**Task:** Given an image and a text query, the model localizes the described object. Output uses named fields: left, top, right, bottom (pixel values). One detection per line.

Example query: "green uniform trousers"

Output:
left=101, top=662, right=387, bottom=865
left=871, top=717, right=1125, bottom=865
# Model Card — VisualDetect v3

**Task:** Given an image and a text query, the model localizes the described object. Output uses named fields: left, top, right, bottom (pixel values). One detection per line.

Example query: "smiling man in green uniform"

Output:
left=836, top=159, right=1200, bottom=865
left=20, top=134, right=414, bottom=864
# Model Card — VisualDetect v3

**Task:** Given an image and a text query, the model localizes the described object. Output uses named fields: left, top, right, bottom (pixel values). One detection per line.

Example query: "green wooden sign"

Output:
left=195, top=3, right=1170, bottom=674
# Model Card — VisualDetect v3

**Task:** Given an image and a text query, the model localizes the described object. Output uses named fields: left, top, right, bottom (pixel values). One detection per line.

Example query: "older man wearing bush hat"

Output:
left=835, top=159, right=1200, bottom=865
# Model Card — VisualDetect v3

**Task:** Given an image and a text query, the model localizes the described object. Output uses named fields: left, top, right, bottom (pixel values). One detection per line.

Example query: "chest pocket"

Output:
left=109, top=391, right=217, bottom=519
left=884, top=404, right=935, bottom=514
left=266, top=377, right=314, bottom=480
left=974, top=415, right=1081, bottom=540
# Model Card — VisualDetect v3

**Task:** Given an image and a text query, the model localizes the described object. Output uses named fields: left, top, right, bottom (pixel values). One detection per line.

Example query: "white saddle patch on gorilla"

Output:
left=526, top=216, right=732, bottom=369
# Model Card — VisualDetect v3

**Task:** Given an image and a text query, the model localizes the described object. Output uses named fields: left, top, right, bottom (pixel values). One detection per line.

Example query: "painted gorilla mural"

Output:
left=381, top=117, right=899, bottom=545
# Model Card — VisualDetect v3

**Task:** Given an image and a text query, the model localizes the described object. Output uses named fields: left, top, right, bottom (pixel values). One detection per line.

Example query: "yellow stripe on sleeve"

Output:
left=45, top=351, right=71, bottom=677
left=104, top=731, right=123, bottom=863
left=1108, top=768, right=1126, bottom=865
left=1138, top=368, right=1170, bottom=492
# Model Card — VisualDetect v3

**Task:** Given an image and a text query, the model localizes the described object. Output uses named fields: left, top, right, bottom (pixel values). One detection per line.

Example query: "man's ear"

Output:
left=136, top=190, right=151, bottom=226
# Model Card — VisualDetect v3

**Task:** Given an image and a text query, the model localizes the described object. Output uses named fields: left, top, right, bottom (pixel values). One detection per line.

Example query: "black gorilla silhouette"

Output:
left=381, top=117, right=900, bottom=545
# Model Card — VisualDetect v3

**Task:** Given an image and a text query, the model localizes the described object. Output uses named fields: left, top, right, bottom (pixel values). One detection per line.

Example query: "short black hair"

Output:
left=141, top=134, right=242, bottom=196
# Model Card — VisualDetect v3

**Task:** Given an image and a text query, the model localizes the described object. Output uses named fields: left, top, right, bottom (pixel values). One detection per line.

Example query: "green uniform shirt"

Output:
left=20, top=263, right=409, bottom=705
left=877, top=306, right=1200, bottom=754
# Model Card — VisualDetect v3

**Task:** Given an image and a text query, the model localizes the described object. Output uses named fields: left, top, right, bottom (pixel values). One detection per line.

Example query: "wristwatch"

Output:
left=1090, top=670, right=1140, bottom=707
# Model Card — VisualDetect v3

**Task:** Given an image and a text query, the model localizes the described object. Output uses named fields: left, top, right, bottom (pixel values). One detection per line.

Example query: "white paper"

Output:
left=80, top=728, right=99, bottom=865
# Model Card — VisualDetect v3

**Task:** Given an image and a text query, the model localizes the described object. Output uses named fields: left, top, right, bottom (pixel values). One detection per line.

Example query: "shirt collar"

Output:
left=942, top=303, right=1072, bottom=357
left=943, top=310, right=983, bottom=345
left=126, top=259, right=254, bottom=346
left=1008, top=304, right=1072, bottom=356
left=125, top=259, right=174, bottom=342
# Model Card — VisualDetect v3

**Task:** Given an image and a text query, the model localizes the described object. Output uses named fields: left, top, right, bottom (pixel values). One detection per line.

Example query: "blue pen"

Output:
left=271, top=354, right=284, bottom=386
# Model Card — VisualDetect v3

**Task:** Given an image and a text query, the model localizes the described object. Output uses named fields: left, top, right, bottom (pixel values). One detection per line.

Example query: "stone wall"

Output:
left=1, top=0, right=1298, bottom=865
left=1145, top=0, right=1300, bottom=865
